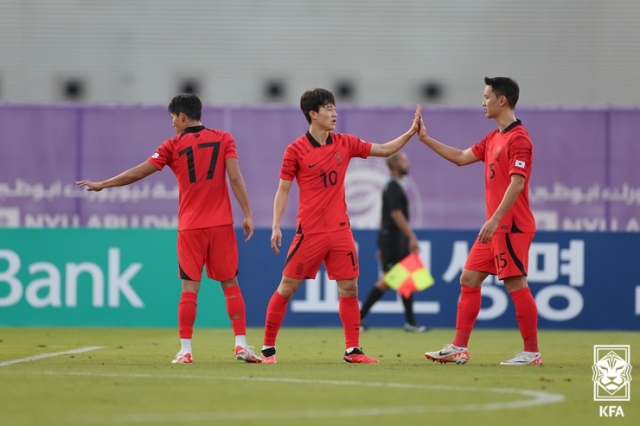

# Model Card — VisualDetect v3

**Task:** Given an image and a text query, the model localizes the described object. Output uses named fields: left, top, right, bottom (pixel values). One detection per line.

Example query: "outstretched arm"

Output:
left=226, top=157, right=254, bottom=242
left=369, top=105, right=421, bottom=157
left=271, top=178, right=292, bottom=254
left=417, top=116, right=479, bottom=166
left=75, top=161, right=158, bottom=191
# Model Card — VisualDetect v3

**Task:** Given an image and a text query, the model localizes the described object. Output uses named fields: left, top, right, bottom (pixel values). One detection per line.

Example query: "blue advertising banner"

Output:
left=1, top=229, right=639, bottom=329
left=238, top=229, right=640, bottom=330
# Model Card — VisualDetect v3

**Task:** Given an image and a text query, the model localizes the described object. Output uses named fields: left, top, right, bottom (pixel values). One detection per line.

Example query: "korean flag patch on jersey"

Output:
left=514, top=160, right=526, bottom=168
left=151, top=152, right=160, bottom=159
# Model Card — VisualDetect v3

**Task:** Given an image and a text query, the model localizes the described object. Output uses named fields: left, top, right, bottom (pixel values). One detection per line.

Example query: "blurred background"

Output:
left=1, top=0, right=639, bottom=106
left=1, top=1, right=639, bottom=329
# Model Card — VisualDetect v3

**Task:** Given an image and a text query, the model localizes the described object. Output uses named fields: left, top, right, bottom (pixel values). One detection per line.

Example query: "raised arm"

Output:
left=225, top=157, right=254, bottom=242
left=75, top=161, right=159, bottom=191
left=417, top=116, right=480, bottom=166
left=271, top=178, right=293, bottom=254
left=369, top=105, right=421, bottom=157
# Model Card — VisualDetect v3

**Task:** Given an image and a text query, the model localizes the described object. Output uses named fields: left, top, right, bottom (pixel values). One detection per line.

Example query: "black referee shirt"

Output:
left=380, top=177, right=409, bottom=235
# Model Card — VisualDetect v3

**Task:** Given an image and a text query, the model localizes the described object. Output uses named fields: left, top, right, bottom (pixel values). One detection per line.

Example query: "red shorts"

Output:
left=464, top=232, right=534, bottom=280
left=177, top=225, right=238, bottom=282
left=283, top=227, right=359, bottom=280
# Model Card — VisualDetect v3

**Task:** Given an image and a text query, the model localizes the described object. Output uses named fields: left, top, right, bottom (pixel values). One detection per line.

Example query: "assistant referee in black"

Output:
left=359, top=152, right=429, bottom=332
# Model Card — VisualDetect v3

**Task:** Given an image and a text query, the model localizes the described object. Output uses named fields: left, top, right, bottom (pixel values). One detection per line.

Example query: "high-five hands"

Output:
left=410, top=105, right=422, bottom=135
left=418, top=115, right=429, bottom=143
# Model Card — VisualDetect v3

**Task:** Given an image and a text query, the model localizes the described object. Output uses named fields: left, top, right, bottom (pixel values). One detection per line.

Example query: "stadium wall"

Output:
left=0, top=229, right=638, bottom=330
left=1, top=0, right=639, bottom=106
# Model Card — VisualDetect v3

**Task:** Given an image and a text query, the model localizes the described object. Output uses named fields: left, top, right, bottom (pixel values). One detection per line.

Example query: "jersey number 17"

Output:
left=179, top=142, right=221, bottom=184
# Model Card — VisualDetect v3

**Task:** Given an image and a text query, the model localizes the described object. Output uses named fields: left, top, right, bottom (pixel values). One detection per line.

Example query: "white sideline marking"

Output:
left=22, top=371, right=564, bottom=422
left=0, top=346, right=104, bottom=367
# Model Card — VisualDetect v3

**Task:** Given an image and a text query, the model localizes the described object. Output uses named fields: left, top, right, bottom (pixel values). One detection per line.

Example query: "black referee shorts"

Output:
left=377, top=231, right=410, bottom=272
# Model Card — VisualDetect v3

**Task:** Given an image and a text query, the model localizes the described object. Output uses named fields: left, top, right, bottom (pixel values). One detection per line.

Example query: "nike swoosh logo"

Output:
left=309, top=163, right=318, bottom=168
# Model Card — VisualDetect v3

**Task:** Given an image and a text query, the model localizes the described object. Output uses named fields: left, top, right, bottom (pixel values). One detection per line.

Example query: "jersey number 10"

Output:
left=321, top=170, right=338, bottom=187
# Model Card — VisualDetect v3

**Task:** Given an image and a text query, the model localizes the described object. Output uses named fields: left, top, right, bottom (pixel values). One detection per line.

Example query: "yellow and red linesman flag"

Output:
left=383, top=253, right=435, bottom=298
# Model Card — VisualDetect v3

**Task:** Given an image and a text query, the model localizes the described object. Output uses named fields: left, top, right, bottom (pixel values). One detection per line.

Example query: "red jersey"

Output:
left=148, top=126, right=237, bottom=231
left=280, top=131, right=372, bottom=234
left=471, top=120, right=536, bottom=233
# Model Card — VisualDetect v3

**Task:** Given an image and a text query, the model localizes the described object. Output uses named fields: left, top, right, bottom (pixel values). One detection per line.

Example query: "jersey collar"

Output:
left=305, top=131, right=333, bottom=147
left=183, top=125, right=205, bottom=134
left=501, top=119, right=522, bottom=134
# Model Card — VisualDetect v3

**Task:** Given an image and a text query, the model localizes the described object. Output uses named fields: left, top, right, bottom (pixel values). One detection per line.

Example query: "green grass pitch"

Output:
left=0, top=327, right=638, bottom=425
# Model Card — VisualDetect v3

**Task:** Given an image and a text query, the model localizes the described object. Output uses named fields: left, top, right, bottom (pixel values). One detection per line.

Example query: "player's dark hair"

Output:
left=300, top=88, right=336, bottom=124
left=484, top=77, right=519, bottom=109
left=168, top=93, right=202, bottom=121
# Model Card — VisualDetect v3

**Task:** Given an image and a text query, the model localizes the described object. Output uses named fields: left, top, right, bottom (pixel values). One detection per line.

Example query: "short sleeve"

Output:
left=279, top=145, right=298, bottom=181
left=348, top=135, right=372, bottom=159
left=470, top=133, right=490, bottom=162
left=147, top=139, right=173, bottom=170
left=224, top=132, right=239, bottom=160
left=508, top=135, right=533, bottom=178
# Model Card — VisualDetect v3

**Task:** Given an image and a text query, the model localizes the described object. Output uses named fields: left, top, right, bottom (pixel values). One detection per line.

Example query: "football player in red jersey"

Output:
left=261, top=88, right=421, bottom=364
left=419, top=77, right=542, bottom=366
left=76, top=94, right=262, bottom=364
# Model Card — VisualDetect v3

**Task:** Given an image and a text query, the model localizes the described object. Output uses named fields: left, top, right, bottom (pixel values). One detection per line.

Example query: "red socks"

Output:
left=179, top=286, right=250, bottom=342
left=450, top=285, right=539, bottom=352
left=263, top=293, right=361, bottom=350
left=452, top=285, right=481, bottom=348
left=339, top=295, right=360, bottom=349
left=510, top=287, right=539, bottom=352
left=178, top=291, right=198, bottom=339
left=263, top=292, right=289, bottom=347
left=223, top=285, right=247, bottom=337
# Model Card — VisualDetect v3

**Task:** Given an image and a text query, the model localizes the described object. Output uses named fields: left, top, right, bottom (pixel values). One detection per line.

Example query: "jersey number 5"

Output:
left=179, top=142, right=221, bottom=184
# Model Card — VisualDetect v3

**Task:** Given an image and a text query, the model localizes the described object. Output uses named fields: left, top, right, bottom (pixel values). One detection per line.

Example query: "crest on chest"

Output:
left=494, top=145, right=503, bottom=161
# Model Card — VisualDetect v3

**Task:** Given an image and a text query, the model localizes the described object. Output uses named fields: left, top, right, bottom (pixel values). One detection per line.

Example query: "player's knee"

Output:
left=459, top=271, right=483, bottom=288
left=277, top=278, right=300, bottom=298
left=220, top=276, right=239, bottom=287
left=337, top=279, right=358, bottom=297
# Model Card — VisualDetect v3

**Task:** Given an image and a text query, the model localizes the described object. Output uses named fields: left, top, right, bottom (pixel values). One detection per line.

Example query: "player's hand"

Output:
left=243, top=217, right=254, bottom=242
left=478, top=218, right=499, bottom=244
left=418, top=116, right=429, bottom=143
left=409, top=235, right=420, bottom=253
left=75, top=180, right=104, bottom=192
left=409, top=105, right=422, bottom=135
left=270, top=227, right=282, bottom=254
